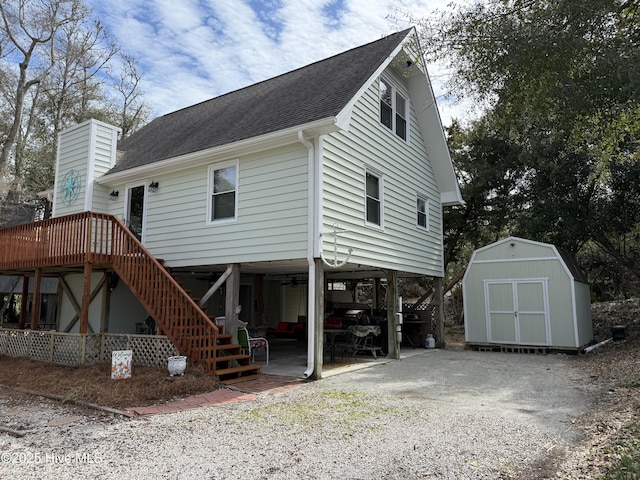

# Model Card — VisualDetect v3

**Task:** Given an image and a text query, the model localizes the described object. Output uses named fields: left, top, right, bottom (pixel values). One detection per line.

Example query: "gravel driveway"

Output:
left=0, top=348, right=605, bottom=479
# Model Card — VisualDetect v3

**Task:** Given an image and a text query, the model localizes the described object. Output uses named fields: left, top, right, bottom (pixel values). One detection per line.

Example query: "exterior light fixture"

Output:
left=148, top=181, right=159, bottom=192
left=109, top=190, right=119, bottom=200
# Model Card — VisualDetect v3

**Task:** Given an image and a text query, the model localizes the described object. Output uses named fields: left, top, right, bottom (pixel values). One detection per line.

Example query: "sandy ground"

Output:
left=0, top=347, right=617, bottom=479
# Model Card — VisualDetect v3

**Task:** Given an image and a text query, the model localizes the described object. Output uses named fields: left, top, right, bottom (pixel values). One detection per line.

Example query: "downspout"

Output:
left=299, top=130, right=316, bottom=378
left=583, top=337, right=613, bottom=354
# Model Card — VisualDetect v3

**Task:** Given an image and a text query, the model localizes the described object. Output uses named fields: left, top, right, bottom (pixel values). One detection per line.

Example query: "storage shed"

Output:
left=463, top=237, right=593, bottom=350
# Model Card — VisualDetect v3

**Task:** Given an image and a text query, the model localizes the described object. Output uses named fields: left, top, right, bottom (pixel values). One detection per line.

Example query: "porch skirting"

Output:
left=0, top=329, right=179, bottom=368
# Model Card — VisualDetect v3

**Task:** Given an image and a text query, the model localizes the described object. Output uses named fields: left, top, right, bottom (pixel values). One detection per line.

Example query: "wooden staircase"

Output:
left=214, top=332, right=262, bottom=381
left=0, top=211, right=260, bottom=380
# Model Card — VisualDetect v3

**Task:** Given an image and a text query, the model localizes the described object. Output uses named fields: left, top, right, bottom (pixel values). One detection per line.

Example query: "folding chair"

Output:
left=238, top=326, right=269, bottom=365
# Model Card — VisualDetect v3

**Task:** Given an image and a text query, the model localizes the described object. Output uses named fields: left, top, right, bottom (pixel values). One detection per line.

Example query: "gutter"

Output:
left=299, top=130, right=316, bottom=379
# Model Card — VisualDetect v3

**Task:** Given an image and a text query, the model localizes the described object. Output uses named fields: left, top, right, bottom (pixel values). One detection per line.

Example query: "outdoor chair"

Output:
left=215, top=316, right=225, bottom=333
left=238, top=326, right=269, bottom=365
left=331, top=329, right=358, bottom=362
left=349, top=325, right=383, bottom=359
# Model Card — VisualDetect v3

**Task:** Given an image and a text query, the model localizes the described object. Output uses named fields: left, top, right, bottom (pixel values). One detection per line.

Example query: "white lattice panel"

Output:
left=129, top=335, right=179, bottom=367
left=84, top=335, right=102, bottom=365
left=100, top=334, right=179, bottom=367
left=5, top=330, right=29, bottom=357
left=28, top=332, right=52, bottom=362
left=0, top=330, right=7, bottom=352
left=52, top=334, right=82, bottom=365
left=100, top=335, right=131, bottom=362
left=0, top=329, right=180, bottom=369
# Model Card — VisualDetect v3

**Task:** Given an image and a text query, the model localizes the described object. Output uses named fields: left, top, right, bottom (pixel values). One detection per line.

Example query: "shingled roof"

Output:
left=109, top=28, right=413, bottom=174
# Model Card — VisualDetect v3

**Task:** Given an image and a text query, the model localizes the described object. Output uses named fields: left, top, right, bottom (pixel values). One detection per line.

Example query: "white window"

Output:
left=208, top=162, right=238, bottom=223
left=417, top=195, right=429, bottom=230
left=328, top=281, right=347, bottom=291
left=379, top=78, right=408, bottom=141
left=365, top=168, right=383, bottom=227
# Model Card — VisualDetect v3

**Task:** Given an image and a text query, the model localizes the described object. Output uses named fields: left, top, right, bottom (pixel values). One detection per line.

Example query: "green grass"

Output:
left=603, top=423, right=640, bottom=480
left=238, top=389, right=402, bottom=430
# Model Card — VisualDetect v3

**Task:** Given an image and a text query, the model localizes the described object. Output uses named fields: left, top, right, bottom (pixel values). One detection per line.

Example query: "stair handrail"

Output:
left=0, top=212, right=219, bottom=370
left=107, top=214, right=219, bottom=358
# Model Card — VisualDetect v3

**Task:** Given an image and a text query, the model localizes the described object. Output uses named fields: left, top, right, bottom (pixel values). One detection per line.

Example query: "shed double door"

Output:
left=485, top=279, right=550, bottom=345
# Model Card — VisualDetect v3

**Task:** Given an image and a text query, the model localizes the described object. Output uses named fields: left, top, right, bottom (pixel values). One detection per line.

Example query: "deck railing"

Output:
left=0, top=212, right=219, bottom=372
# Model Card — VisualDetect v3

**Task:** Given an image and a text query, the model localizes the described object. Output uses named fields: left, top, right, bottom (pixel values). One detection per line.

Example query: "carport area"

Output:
left=255, top=336, right=428, bottom=378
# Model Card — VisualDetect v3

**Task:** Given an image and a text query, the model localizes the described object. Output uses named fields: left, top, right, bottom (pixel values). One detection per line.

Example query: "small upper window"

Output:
left=365, top=169, right=382, bottom=227
left=209, top=163, right=238, bottom=222
left=417, top=196, right=429, bottom=230
left=395, top=92, right=407, bottom=140
left=380, top=79, right=393, bottom=130
left=379, top=78, right=408, bottom=141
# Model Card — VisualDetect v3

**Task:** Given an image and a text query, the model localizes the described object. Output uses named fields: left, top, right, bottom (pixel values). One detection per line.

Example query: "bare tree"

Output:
left=0, top=0, right=91, bottom=171
left=44, top=15, right=117, bottom=136
left=0, top=1, right=150, bottom=225
left=112, top=52, right=150, bottom=138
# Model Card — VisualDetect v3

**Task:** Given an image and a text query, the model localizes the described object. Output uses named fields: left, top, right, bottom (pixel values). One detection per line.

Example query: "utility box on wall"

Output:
left=463, top=237, right=593, bottom=351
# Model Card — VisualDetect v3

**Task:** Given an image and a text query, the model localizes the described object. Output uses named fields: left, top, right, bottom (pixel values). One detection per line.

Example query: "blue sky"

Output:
left=87, top=0, right=466, bottom=125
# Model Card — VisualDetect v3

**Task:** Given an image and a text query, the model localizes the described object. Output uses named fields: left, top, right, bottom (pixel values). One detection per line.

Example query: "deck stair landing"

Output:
left=0, top=211, right=260, bottom=380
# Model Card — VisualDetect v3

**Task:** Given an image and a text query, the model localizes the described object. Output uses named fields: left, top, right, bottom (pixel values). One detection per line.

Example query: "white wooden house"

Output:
left=0, top=28, right=463, bottom=379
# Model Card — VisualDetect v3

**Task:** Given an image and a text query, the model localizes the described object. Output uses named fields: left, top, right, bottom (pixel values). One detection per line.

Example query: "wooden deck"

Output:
left=0, top=212, right=259, bottom=379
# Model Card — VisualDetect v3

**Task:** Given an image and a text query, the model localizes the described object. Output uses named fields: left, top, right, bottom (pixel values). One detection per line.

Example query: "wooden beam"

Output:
left=312, top=258, right=324, bottom=380
left=18, top=276, right=29, bottom=329
left=434, top=277, right=445, bottom=348
left=224, top=264, right=240, bottom=343
left=0, top=277, right=20, bottom=319
left=60, top=275, right=106, bottom=333
left=407, top=270, right=464, bottom=311
left=372, top=277, right=381, bottom=309
left=59, top=276, right=82, bottom=332
left=386, top=270, right=399, bottom=360
left=101, top=273, right=111, bottom=333
left=55, top=281, right=63, bottom=331
left=254, top=274, right=265, bottom=326
left=30, top=268, right=42, bottom=330
left=79, top=262, right=93, bottom=334
left=199, top=265, right=233, bottom=307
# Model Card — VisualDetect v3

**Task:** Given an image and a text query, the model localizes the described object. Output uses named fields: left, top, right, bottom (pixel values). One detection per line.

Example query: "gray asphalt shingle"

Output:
left=109, top=29, right=411, bottom=174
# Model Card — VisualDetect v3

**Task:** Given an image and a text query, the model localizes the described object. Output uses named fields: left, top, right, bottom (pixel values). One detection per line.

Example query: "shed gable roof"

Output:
left=110, top=29, right=412, bottom=174
left=473, top=236, right=589, bottom=284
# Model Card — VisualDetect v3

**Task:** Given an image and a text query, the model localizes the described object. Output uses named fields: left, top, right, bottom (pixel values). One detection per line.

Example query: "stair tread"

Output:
left=214, top=354, right=251, bottom=363
left=216, top=334, right=233, bottom=344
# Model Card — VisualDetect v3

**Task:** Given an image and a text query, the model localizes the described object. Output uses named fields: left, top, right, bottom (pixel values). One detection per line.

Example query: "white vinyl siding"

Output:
left=54, top=124, right=91, bottom=217
left=91, top=123, right=120, bottom=213
left=463, top=238, right=593, bottom=349
left=54, top=120, right=120, bottom=217
left=142, top=144, right=309, bottom=266
left=322, top=68, right=443, bottom=276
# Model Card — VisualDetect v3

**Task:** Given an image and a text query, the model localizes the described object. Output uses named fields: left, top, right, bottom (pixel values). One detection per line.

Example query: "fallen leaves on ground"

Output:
left=0, top=356, right=219, bottom=408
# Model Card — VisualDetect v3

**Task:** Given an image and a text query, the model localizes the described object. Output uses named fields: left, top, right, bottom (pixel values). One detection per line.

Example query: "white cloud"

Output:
left=88, top=0, right=472, bottom=125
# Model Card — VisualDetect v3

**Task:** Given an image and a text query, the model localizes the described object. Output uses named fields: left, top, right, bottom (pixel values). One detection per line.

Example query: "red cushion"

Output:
left=275, top=322, right=291, bottom=332
left=324, top=317, right=343, bottom=329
